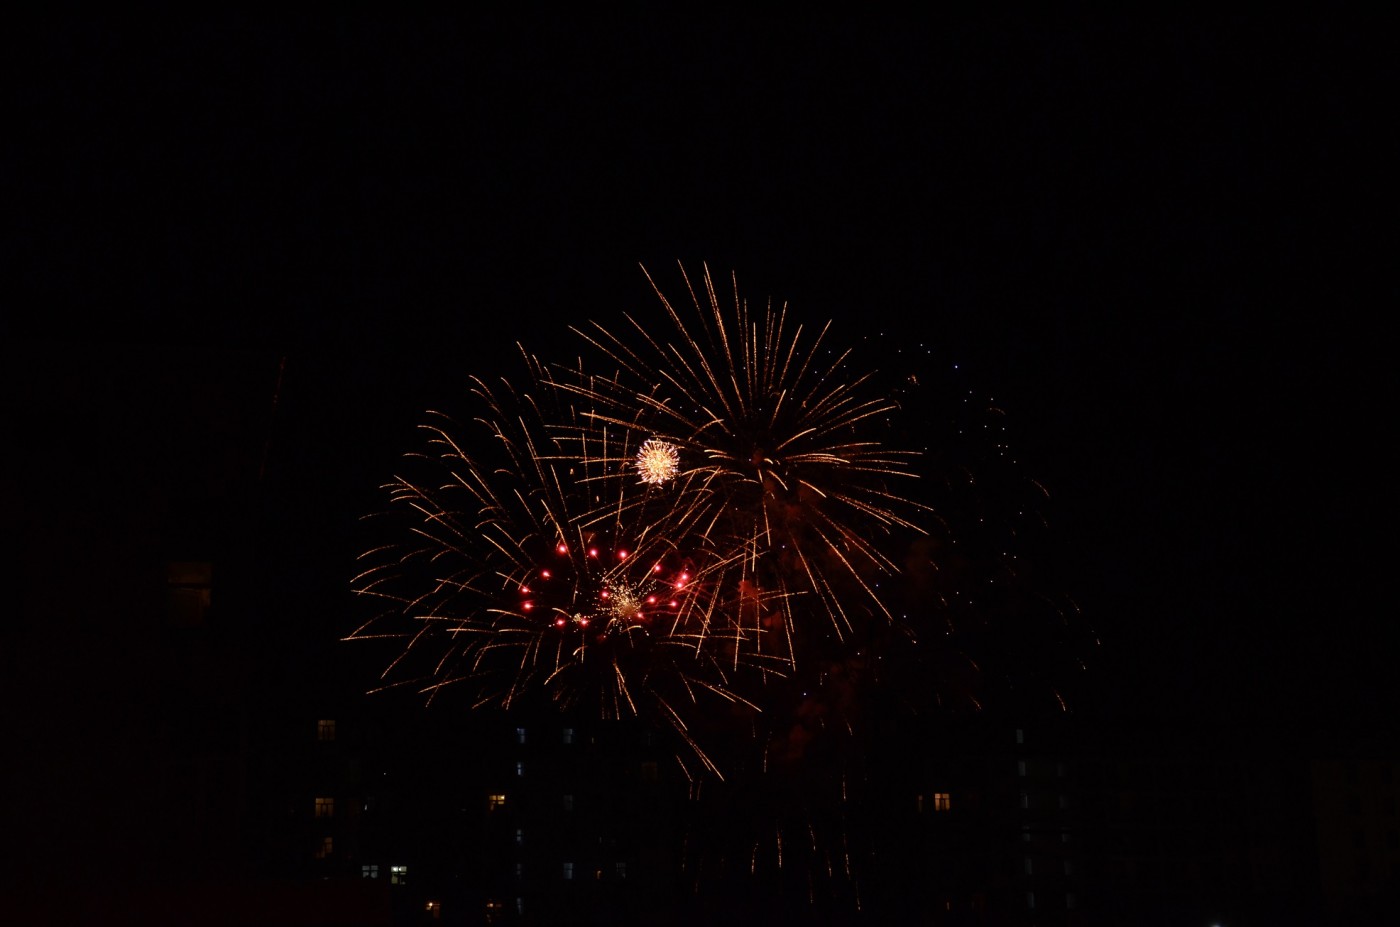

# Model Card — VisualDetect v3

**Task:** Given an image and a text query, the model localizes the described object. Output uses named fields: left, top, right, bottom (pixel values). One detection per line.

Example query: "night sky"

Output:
left=5, top=13, right=1390, bottom=739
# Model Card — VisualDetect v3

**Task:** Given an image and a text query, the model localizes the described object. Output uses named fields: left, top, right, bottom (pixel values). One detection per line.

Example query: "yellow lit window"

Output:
left=933, top=792, right=951, bottom=811
left=315, top=796, right=334, bottom=818
left=488, top=793, right=506, bottom=811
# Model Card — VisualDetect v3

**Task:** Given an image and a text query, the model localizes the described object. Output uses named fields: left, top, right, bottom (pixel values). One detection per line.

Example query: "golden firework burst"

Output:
left=635, top=437, right=681, bottom=485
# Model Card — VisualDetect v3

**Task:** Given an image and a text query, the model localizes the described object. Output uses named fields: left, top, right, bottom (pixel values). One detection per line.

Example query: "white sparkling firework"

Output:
left=636, top=437, right=681, bottom=485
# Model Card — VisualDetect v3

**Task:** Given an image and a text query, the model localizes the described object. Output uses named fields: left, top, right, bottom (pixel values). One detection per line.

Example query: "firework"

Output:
left=538, top=261, right=933, bottom=671
left=346, top=362, right=779, bottom=777
left=344, top=264, right=1096, bottom=921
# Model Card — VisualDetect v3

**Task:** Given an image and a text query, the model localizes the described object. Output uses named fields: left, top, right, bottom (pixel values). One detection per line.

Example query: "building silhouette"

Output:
left=6, top=341, right=1395, bottom=926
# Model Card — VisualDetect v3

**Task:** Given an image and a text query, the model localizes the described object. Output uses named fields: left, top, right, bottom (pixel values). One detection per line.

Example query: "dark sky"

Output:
left=5, top=13, right=1390, bottom=731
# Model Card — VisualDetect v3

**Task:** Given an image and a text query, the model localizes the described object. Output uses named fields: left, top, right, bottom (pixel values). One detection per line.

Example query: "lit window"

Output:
left=515, top=727, right=527, bottom=745
left=391, top=865, right=408, bottom=885
left=315, top=797, right=334, bottom=818
left=933, top=792, right=951, bottom=812
left=167, top=561, right=213, bottom=628
left=562, top=861, right=574, bottom=880
left=514, top=862, right=524, bottom=881
left=425, top=900, right=441, bottom=920
left=562, top=794, right=574, bottom=812
left=485, top=899, right=503, bottom=924
left=515, top=828, right=525, bottom=847
left=315, top=836, right=333, bottom=859
left=362, top=864, right=379, bottom=879
left=562, top=727, right=575, bottom=744
left=616, top=861, right=627, bottom=879
left=515, top=898, right=524, bottom=916
left=317, top=719, right=336, bottom=741
left=488, top=793, right=506, bottom=811
left=516, top=760, right=525, bottom=777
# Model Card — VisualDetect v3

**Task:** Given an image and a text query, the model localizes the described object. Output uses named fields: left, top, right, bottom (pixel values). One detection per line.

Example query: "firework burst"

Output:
left=539, top=261, right=932, bottom=671
left=635, top=437, right=681, bottom=485
left=346, top=359, right=780, bottom=777
left=344, top=263, right=1097, bottom=920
